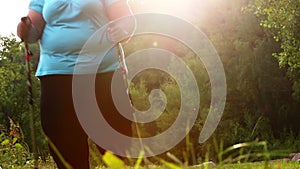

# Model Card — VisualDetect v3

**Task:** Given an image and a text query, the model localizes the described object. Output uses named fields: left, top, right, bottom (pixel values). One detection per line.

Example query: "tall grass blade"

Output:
left=102, top=151, right=125, bottom=169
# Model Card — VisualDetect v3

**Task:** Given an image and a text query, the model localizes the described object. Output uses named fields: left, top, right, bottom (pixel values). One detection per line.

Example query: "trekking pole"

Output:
left=24, top=42, right=39, bottom=169
left=22, top=17, right=39, bottom=169
left=117, top=42, right=129, bottom=90
left=117, top=42, right=146, bottom=155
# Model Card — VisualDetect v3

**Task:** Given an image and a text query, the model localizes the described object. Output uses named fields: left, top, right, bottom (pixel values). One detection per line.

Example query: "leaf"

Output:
left=102, top=151, right=125, bottom=169
left=14, top=143, right=23, bottom=149
left=12, top=137, right=18, bottom=144
left=1, top=139, right=10, bottom=146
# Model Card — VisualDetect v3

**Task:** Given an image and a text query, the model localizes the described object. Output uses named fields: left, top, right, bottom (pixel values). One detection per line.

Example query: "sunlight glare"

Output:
left=0, top=0, right=30, bottom=36
left=131, top=0, right=198, bottom=21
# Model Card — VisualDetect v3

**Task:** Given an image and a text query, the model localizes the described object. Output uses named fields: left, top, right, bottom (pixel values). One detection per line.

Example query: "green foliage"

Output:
left=126, top=0, right=300, bottom=163
left=195, top=0, right=299, bottom=152
left=269, top=129, right=300, bottom=155
left=159, top=159, right=183, bottom=169
left=247, top=0, right=300, bottom=101
left=218, top=140, right=269, bottom=164
left=0, top=128, right=30, bottom=168
left=0, top=35, right=48, bottom=160
left=218, top=161, right=300, bottom=169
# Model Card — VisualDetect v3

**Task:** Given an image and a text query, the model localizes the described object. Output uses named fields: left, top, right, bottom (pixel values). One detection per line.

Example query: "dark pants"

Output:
left=39, top=70, right=133, bottom=169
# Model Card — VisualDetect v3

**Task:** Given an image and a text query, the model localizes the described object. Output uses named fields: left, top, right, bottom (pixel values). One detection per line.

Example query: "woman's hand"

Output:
left=107, top=18, right=135, bottom=43
left=106, top=0, right=136, bottom=43
left=17, top=9, right=45, bottom=43
left=17, top=17, right=32, bottom=42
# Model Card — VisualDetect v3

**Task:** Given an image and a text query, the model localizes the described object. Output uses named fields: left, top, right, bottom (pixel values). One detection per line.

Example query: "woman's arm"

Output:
left=105, top=0, right=136, bottom=43
left=106, top=0, right=132, bottom=20
left=17, top=9, right=46, bottom=43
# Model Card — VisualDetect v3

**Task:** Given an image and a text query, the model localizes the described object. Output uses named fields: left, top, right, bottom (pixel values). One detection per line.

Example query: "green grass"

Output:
left=2, top=132, right=299, bottom=169
left=34, top=139, right=300, bottom=169
left=218, top=161, right=300, bottom=169
left=36, top=160, right=300, bottom=169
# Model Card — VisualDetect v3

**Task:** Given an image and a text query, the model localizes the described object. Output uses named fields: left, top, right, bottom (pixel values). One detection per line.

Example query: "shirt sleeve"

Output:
left=104, top=0, right=121, bottom=7
left=29, top=0, right=44, bottom=13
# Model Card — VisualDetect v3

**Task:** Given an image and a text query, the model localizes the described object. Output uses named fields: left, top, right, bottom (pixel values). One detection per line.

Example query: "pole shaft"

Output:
left=25, top=44, right=39, bottom=168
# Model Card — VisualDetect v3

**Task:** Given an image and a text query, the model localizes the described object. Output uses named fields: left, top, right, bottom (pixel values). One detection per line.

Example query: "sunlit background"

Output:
left=0, top=0, right=204, bottom=36
left=129, top=0, right=199, bottom=21
left=0, top=0, right=30, bottom=36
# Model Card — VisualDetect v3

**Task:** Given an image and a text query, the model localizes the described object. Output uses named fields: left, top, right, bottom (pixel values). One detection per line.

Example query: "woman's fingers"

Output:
left=17, top=17, right=31, bottom=41
left=108, top=26, right=130, bottom=43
